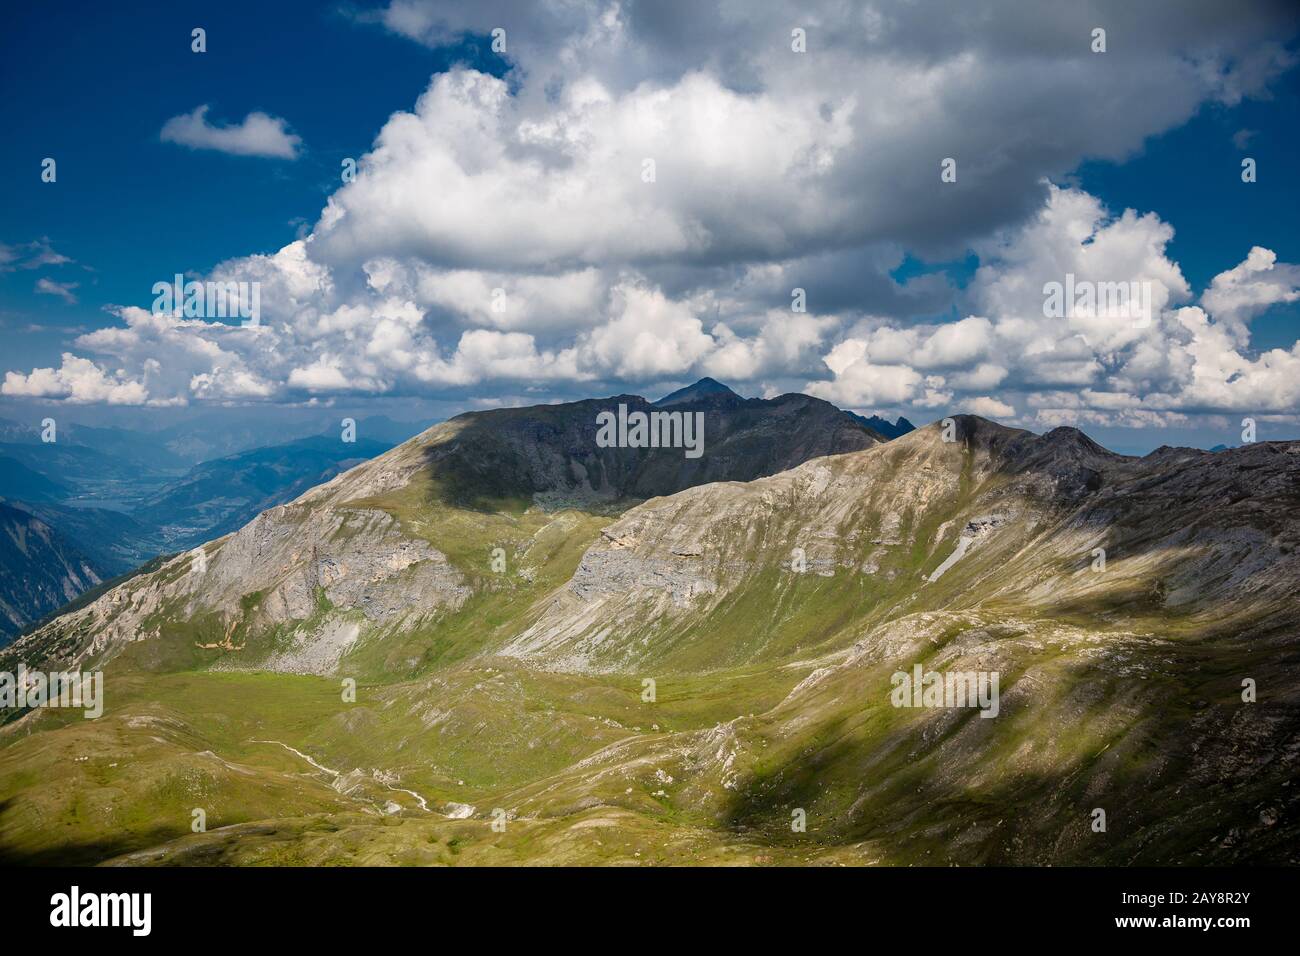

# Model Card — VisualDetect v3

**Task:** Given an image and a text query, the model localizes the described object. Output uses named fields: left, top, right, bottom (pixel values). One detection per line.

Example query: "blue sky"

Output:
left=0, top=0, right=501, bottom=370
left=1075, top=75, right=1300, bottom=352
left=2, top=1, right=1298, bottom=454
left=888, top=69, right=1300, bottom=338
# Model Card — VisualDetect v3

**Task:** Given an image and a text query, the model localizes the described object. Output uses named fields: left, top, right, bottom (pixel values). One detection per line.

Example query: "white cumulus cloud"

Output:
left=5, top=0, right=1298, bottom=437
left=161, top=105, right=302, bottom=159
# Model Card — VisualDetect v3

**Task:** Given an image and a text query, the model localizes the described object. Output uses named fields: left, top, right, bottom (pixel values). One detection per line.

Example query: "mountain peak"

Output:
left=847, top=411, right=916, bottom=440
left=654, top=377, right=739, bottom=406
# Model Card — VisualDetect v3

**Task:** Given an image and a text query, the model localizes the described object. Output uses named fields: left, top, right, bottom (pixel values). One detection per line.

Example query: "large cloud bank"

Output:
left=6, top=0, right=1299, bottom=429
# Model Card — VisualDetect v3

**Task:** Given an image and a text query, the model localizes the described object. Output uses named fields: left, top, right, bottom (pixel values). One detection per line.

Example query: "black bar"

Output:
left=9, top=866, right=1289, bottom=941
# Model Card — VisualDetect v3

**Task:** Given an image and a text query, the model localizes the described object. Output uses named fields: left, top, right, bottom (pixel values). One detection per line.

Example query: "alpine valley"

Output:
left=1, top=381, right=1296, bottom=866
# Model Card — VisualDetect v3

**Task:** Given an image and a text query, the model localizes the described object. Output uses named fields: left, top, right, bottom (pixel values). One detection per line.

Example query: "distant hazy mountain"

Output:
left=132, top=434, right=397, bottom=550
left=848, top=411, right=916, bottom=440
left=0, top=455, right=71, bottom=502
left=150, top=413, right=433, bottom=464
left=0, top=418, right=187, bottom=473
left=344, top=415, right=438, bottom=445
left=11, top=501, right=162, bottom=576
left=0, top=502, right=102, bottom=641
left=0, top=411, right=427, bottom=470
left=0, top=441, right=181, bottom=518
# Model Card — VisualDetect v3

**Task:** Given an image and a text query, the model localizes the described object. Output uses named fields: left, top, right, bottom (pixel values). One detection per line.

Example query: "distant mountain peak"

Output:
left=654, top=377, right=739, bottom=406
left=847, top=412, right=916, bottom=441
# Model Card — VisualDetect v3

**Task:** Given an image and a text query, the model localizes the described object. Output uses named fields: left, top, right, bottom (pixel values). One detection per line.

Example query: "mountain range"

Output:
left=1, top=381, right=1291, bottom=866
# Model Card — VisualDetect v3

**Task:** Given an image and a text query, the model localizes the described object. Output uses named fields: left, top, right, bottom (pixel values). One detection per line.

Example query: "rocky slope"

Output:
left=500, top=416, right=1299, bottom=672
left=2, top=401, right=1296, bottom=866
left=0, top=503, right=103, bottom=642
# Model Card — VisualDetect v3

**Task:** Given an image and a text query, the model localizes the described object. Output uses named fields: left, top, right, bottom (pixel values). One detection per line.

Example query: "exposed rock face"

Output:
left=569, top=543, right=718, bottom=607
left=208, top=505, right=467, bottom=625
left=926, top=513, right=1009, bottom=583
left=0, top=503, right=102, bottom=642
left=2, top=499, right=471, bottom=673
